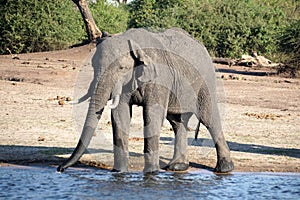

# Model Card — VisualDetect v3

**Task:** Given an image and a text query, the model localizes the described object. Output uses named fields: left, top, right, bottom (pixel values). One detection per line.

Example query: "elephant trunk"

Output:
left=94, top=71, right=120, bottom=112
left=57, top=71, right=117, bottom=172
left=57, top=99, right=104, bottom=172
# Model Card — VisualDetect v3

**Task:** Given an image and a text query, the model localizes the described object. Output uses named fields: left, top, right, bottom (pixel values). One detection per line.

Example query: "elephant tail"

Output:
left=194, top=121, right=201, bottom=140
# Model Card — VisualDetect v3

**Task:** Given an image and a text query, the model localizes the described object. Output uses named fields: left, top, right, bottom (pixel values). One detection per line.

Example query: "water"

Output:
left=0, top=166, right=299, bottom=200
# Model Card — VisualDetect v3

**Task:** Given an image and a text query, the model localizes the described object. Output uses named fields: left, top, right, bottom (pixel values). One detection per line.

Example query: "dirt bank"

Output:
left=0, top=44, right=299, bottom=172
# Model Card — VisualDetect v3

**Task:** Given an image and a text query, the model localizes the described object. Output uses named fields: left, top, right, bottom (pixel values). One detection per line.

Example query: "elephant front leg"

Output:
left=143, top=104, right=166, bottom=173
left=111, top=103, right=131, bottom=172
left=165, top=113, right=191, bottom=171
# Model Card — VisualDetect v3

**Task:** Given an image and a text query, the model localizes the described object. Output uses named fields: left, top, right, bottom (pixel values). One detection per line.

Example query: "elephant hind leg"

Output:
left=196, top=101, right=234, bottom=173
left=208, top=123, right=234, bottom=173
left=164, top=113, right=192, bottom=171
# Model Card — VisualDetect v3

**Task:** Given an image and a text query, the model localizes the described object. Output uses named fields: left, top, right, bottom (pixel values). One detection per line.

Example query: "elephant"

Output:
left=57, top=28, right=234, bottom=173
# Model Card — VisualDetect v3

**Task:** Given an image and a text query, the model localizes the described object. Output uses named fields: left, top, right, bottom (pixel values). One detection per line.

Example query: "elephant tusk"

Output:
left=109, top=95, right=120, bottom=109
left=70, top=99, right=79, bottom=105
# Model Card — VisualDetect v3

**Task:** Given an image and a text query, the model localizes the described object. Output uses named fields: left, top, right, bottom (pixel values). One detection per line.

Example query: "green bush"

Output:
left=278, top=20, right=300, bottom=69
left=127, top=0, right=299, bottom=61
left=128, top=0, right=180, bottom=29
left=1, top=0, right=298, bottom=69
left=89, top=0, right=128, bottom=34
left=0, top=0, right=86, bottom=54
left=0, top=0, right=128, bottom=55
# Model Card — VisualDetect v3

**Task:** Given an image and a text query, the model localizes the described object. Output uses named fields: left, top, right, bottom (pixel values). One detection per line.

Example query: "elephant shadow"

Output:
left=1, top=139, right=299, bottom=170
left=216, top=68, right=275, bottom=76
left=0, top=145, right=169, bottom=171
left=160, top=137, right=300, bottom=159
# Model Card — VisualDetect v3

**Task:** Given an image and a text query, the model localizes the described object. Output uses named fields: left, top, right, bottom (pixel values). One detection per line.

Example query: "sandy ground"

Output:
left=0, top=44, right=299, bottom=173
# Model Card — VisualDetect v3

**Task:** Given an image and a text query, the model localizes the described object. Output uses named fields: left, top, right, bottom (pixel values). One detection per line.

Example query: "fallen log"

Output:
left=212, top=54, right=281, bottom=68
left=212, top=57, right=236, bottom=66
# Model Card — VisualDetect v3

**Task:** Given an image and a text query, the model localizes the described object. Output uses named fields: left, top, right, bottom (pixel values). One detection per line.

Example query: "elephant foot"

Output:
left=111, top=166, right=128, bottom=173
left=164, top=163, right=189, bottom=171
left=57, top=165, right=65, bottom=173
left=214, top=158, right=234, bottom=173
left=144, top=170, right=159, bottom=176
left=143, top=164, right=159, bottom=174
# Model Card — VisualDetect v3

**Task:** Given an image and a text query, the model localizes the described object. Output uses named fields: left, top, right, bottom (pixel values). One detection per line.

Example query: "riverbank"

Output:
left=0, top=44, right=299, bottom=172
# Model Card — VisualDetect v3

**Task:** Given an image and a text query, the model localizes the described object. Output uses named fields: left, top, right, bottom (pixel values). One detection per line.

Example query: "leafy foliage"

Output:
left=89, top=0, right=128, bottom=34
left=128, top=0, right=180, bottom=29
left=0, top=0, right=85, bottom=54
left=0, top=0, right=128, bottom=54
left=127, top=0, right=299, bottom=62
left=278, top=20, right=300, bottom=69
left=1, top=0, right=299, bottom=70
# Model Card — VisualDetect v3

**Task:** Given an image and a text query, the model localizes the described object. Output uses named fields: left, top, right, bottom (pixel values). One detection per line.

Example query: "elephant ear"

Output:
left=128, top=40, right=158, bottom=83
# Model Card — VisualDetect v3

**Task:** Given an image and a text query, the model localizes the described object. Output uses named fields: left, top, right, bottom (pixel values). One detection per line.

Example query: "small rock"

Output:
left=66, top=97, right=72, bottom=101
left=221, top=75, right=228, bottom=80
left=58, top=99, right=65, bottom=105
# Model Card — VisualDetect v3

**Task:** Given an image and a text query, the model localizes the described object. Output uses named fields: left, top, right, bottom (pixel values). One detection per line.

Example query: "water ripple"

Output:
left=0, top=166, right=299, bottom=199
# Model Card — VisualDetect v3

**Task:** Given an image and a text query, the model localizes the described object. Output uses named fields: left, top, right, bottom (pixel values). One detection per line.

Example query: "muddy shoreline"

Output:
left=1, top=44, right=299, bottom=173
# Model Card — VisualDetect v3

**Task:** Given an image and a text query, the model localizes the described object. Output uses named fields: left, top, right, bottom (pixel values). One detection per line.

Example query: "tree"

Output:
left=0, top=0, right=86, bottom=54
left=115, top=0, right=128, bottom=4
left=72, top=0, right=102, bottom=41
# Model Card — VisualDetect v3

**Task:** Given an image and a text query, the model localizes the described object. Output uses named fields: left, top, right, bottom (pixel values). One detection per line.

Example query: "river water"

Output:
left=0, top=166, right=299, bottom=199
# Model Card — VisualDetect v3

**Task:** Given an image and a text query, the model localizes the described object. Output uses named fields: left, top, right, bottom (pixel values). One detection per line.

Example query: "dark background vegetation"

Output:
left=0, top=0, right=299, bottom=69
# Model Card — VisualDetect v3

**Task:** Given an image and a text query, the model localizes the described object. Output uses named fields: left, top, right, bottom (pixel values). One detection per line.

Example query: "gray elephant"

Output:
left=57, top=28, right=234, bottom=173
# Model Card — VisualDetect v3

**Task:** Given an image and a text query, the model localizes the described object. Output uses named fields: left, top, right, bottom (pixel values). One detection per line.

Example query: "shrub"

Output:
left=278, top=21, right=300, bottom=56
left=0, top=0, right=85, bottom=54
left=127, top=0, right=299, bottom=60
left=0, top=0, right=128, bottom=54
left=128, top=0, right=180, bottom=29
left=278, top=20, right=300, bottom=70
left=89, top=0, right=128, bottom=34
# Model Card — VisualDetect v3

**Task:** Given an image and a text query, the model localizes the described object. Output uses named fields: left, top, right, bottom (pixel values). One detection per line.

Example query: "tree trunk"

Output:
left=72, top=0, right=102, bottom=42
left=116, top=0, right=127, bottom=4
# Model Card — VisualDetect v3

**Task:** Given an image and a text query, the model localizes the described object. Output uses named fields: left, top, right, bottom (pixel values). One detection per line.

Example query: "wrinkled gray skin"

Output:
left=57, top=28, right=234, bottom=173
